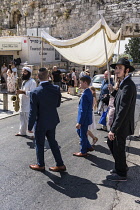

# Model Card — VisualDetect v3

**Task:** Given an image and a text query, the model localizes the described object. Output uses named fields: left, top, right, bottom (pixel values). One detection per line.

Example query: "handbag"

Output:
left=98, top=109, right=108, bottom=126
left=101, top=94, right=110, bottom=106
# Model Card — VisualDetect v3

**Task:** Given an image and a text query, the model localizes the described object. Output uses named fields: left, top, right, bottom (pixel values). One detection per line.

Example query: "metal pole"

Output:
left=17, top=24, right=19, bottom=36
left=3, top=92, right=8, bottom=111
left=102, top=28, right=110, bottom=85
left=41, top=36, right=43, bottom=68
left=117, top=28, right=122, bottom=60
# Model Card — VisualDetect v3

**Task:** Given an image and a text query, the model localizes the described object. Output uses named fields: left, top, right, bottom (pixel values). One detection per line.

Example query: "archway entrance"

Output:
left=10, top=9, right=22, bottom=29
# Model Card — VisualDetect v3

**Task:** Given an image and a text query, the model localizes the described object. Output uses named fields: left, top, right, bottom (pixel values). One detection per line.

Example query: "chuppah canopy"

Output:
left=41, top=17, right=121, bottom=67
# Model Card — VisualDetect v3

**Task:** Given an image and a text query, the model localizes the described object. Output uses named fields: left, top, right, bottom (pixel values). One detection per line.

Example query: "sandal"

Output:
left=15, top=133, right=27, bottom=137
left=92, top=137, right=98, bottom=145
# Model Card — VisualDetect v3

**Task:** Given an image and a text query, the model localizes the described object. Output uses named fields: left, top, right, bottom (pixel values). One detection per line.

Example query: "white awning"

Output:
left=41, top=17, right=121, bottom=67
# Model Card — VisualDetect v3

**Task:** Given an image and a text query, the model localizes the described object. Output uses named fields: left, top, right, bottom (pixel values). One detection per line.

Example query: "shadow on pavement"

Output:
left=43, top=171, right=99, bottom=199
left=126, top=146, right=140, bottom=156
left=85, top=154, right=114, bottom=171
left=61, top=96, right=72, bottom=103
left=26, top=139, right=61, bottom=150
left=127, top=135, right=140, bottom=141
left=26, top=141, right=35, bottom=149
left=99, top=164, right=140, bottom=198
left=95, top=145, right=111, bottom=155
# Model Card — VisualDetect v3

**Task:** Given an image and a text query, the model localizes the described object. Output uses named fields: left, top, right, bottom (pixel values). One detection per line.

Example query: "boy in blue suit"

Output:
left=73, top=76, right=94, bottom=157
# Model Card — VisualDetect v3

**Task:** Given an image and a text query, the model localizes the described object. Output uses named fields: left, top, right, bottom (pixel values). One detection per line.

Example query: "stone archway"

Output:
left=10, top=9, right=22, bottom=29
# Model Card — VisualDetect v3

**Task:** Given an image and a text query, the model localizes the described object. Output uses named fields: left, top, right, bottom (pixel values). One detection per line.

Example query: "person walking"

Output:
left=79, top=66, right=86, bottom=79
left=11, top=62, right=17, bottom=81
left=96, top=70, right=114, bottom=131
left=106, top=58, right=136, bottom=181
left=97, top=70, right=114, bottom=116
left=1, top=63, right=7, bottom=87
left=85, top=69, right=92, bottom=86
left=73, top=75, right=94, bottom=157
left=71, top=68, right=77, bottom=87
left=7, top=65, right=16, bottom=93
left=87, top=86, right=98, bottom=145
left=28, top=68, right=66, bottom=172
left=15, top=67, right=36, bottom=137
left=52, top=66, right=61, bottom=87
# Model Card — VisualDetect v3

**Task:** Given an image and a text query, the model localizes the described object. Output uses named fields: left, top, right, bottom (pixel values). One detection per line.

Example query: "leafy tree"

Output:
left=125, top=38, right=140, bottom=63
left=112, top=53, right=132, bottom=64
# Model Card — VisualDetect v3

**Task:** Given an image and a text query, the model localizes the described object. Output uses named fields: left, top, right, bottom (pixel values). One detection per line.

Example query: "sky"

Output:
left=114, top=38, right=130, bottom=55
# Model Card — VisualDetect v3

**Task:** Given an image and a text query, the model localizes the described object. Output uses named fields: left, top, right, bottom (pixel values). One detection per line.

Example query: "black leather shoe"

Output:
left=106, top=174, right=127, bottom=181
left=110, top=167, right=129, bottom=174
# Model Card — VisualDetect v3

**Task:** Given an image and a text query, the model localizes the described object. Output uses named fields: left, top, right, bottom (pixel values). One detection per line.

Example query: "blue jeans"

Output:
left=35, top=127, right=64, bottom=167
left=77, top=124, right=92, bottom=154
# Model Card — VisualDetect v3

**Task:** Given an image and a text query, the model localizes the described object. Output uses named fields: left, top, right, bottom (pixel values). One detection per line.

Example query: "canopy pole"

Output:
left=41, top=36, right=43, bottom=68
left=102, top=28, right=110, bottom=85
left=117, top=28, right=122, bottom=60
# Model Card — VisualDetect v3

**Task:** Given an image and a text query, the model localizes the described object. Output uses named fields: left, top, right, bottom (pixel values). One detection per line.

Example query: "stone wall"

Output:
left=0, top=0, right=140, bottom=38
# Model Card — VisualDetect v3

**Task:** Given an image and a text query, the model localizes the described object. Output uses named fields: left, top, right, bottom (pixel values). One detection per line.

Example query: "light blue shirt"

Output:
left=39, top=81, right=49, bottom=85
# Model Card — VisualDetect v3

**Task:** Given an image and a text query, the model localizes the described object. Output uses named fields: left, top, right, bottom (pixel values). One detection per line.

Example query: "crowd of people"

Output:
left=45, top=65, right=94, bottom=93
left=0, top=58, right=137, bottom=182
left=0, top=63, right=93, bottom=94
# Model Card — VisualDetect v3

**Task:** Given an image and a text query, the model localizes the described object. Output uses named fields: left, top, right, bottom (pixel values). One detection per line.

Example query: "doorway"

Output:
left=0, top=55, right=13, bottom=68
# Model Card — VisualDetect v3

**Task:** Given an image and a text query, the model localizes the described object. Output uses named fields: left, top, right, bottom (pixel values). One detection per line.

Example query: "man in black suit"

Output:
left=28, top=68, right=66, bottom=172
left=107, top=58, right=136, bottom=181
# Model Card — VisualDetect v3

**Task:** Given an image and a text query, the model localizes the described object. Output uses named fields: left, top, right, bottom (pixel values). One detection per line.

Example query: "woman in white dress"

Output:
left=7, top=65, right=16, bottom=93
left=87, top=86, right=98, bottom=145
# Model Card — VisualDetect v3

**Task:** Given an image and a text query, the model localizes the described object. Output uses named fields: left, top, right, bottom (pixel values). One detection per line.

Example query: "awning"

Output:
left=41, top=17, right=121, bottom=67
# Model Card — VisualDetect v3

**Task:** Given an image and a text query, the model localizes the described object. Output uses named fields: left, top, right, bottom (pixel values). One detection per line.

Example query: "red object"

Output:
left=24, top=40, right=27, bottom=43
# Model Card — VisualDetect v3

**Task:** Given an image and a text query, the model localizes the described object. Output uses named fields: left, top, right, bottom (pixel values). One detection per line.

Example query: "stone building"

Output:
left=0, top=0, right=140, bottom=74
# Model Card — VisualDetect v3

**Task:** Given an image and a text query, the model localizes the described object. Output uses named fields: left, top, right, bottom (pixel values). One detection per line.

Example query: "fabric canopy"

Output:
left=41, top=17, right=121, bottom=67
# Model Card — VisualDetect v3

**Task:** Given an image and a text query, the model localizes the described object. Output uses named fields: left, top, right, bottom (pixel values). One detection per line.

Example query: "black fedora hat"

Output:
left=110, top=58, right=135, bottom=72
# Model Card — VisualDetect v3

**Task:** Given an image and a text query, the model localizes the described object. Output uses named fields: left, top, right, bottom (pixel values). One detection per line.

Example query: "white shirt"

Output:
left=120, top=75, right=130, bottom=86
left=20, top=78, right=37, bottom=112
left=72, top=72, right=76, bottom=80
left=79, top=71, right=86, bottom=78
left=39, top=81, right=49, bottom=85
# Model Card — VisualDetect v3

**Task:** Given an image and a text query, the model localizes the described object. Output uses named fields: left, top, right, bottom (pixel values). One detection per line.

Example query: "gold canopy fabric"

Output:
left=41, top=17, right=121, bottom=67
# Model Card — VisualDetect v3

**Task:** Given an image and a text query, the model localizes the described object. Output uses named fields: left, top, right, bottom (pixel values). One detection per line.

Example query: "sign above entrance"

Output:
left=0, top=42, right=22, bottom=51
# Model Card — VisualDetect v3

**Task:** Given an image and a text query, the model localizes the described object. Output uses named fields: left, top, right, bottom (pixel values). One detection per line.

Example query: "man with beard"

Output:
left=15, top=67, right=36, bottom=137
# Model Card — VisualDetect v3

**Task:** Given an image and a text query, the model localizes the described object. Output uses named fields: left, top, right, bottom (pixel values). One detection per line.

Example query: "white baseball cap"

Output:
left=23, top=66, right=32, bottom=73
